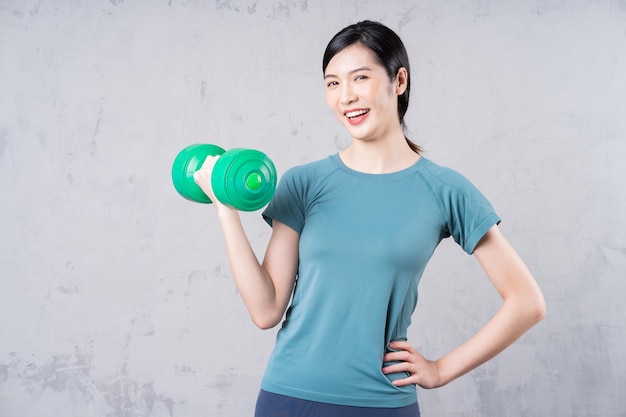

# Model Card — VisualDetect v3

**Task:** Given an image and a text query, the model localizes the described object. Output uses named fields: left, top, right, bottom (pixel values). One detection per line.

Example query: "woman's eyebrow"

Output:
left=324, top=66, right=373, bottom=79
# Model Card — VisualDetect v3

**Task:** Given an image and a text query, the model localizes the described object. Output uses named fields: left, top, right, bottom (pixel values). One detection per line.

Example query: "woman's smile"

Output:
left=344, top=108, right=370, bottom=124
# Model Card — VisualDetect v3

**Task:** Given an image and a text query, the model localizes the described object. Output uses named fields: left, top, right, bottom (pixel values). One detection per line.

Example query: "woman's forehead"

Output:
left=324, top=44, right=381, bottom=75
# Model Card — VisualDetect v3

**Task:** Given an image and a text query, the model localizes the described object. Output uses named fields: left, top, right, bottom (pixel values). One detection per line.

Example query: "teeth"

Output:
left=346, top=109, right=369, bottom=118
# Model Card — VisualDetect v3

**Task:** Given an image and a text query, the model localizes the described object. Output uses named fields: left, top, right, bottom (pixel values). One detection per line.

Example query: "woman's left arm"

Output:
left=383, top=225, right=546, bottom=388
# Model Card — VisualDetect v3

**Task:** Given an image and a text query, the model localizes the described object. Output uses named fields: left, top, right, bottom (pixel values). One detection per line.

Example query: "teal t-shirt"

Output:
left=261, top=154, right=500, bottom=407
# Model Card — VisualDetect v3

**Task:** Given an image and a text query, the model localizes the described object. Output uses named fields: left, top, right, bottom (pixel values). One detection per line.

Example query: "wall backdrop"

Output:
left=1, top=1, right=625, bottom=416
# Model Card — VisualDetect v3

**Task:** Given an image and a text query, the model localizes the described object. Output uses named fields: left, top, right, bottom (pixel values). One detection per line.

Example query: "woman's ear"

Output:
left=395, top=67, right=408, bottom=95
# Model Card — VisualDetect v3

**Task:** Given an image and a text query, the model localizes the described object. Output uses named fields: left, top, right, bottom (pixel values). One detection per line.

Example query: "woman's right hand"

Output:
left=193, top=155, right=234, bottom=214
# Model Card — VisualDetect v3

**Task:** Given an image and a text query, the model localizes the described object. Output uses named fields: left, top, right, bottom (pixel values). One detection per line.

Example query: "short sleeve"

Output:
left=437, top=169, right=501, bottom=254
left=262, top=167, right=306, bottom=234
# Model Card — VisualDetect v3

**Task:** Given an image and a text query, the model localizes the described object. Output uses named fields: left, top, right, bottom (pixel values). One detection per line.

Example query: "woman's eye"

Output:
left=355, top=75, right=368, bottom=81
left=327, top=81, right=338, bottom=87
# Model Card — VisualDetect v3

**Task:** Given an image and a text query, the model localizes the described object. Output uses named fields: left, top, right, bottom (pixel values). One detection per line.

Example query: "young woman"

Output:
left=193, top=20, right=546, bottom=417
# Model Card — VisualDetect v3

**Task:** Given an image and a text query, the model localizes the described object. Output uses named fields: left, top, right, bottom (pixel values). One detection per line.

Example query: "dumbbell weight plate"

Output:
left=211, top=148, right=277, bottom=211
left=171, top=144, right=226, bottom=203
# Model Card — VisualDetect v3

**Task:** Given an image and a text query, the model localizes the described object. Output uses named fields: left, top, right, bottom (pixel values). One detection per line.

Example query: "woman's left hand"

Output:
left=382, top=340, right=442, bottom=389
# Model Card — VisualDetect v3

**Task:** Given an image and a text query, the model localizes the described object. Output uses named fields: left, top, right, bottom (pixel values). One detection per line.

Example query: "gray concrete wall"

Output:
left=1, top=1, right=624, bottom=416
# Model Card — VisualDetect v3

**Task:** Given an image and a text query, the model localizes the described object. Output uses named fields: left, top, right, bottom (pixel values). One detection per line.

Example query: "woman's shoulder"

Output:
left=282, top=154, right=338, bottom=182
left=418, top=157, right=484, bottom=197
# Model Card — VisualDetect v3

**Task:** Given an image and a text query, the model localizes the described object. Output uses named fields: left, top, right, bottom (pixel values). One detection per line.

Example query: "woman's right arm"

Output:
left=194, top=156, right=299, bottom=329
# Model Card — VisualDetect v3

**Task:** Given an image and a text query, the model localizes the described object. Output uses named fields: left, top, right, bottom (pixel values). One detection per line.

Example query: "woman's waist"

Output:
left=262, top=339, right=413, bottom=402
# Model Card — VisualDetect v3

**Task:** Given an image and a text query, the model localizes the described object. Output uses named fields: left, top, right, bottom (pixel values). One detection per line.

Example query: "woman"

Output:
left=194, top=20, right=546, bottom=417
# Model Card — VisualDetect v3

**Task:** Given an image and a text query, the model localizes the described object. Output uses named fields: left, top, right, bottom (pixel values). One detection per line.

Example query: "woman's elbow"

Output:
left=533, top=293, right=547, bottom=323
left=526, top=289, right=547, bottom=325
left=509, top=287, right=546, bottom=327
left=250, top=313, right=282, bottom=330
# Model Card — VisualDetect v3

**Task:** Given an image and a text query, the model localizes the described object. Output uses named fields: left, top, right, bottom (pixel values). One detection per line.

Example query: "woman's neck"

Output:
left=339, top=135, right=420, bottom=174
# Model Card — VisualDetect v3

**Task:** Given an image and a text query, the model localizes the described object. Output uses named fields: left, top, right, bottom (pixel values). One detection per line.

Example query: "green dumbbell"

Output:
left=171, top=144, right=277, bottom=211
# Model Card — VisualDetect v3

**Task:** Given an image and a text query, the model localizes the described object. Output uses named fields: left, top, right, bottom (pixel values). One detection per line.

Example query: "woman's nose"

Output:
left=340, top=86, right=357, bottom=105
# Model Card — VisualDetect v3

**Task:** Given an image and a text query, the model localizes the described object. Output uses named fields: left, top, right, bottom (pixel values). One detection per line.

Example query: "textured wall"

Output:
left=1, top=1, right=624, bottom=416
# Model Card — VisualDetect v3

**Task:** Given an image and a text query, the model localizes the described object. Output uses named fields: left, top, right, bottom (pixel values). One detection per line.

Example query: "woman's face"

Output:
left=324, top=43, right=406, bottom=143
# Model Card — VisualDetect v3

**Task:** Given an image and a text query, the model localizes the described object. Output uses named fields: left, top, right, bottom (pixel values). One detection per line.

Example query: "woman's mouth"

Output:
left=344, top=109, right=370, bottom=125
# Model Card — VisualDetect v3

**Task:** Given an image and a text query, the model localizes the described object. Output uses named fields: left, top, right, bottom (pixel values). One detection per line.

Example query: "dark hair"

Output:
left=322, top=20, right=421, bottom=154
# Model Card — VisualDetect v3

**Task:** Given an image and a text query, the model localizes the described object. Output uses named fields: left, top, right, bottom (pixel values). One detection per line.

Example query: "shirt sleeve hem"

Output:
left=464, top=213, right=501, bottom=254
left=262, top=212, right=303, bottom=235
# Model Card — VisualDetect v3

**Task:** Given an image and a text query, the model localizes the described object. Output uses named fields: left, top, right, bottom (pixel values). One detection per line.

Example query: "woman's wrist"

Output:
left=216, top=204, right=239, bottom=220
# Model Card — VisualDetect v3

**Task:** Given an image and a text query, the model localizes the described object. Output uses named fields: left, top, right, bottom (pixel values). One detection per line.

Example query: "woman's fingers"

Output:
left=193, top=155, right=236, bottom=213
left=382, top=341, right=442, bottom=389
left=193, top=155, right=219, bottom=199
